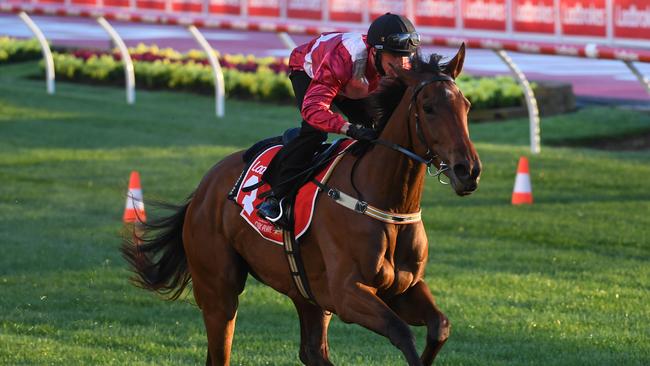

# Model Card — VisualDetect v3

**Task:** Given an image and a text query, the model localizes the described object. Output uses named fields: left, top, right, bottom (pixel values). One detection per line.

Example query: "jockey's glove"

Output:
left=346, top=125, right=378, bottom=141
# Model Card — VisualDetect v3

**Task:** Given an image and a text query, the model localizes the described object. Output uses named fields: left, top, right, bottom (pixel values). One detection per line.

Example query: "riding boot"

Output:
left=258, top=122, right=327, bottom=222
left=257, top=196, right=283, bottom=222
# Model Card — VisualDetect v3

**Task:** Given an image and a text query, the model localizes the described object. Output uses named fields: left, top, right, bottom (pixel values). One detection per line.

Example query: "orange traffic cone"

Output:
left=123, top=171, right=147, bottom=223
left=512, top=156, right=533, bottom=205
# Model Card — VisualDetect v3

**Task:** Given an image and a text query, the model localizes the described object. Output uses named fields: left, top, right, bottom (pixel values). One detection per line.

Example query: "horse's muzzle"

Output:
left=450, top=160, right=481, bottom=196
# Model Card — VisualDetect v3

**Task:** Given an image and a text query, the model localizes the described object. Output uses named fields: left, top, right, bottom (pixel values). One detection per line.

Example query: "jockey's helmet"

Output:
left=367, top=13, right=420, bottom=55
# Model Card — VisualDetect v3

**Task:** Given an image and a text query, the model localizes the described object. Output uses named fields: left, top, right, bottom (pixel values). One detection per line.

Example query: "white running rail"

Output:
left=97, top=16, right=135, bottom=105
left=188, top=25, right=225, bottom=118
left=18, top=12, right=54, bottom=95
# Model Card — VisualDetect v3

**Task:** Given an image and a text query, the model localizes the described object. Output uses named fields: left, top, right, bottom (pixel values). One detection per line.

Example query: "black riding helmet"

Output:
left=367, top=13, right=420, bottom=75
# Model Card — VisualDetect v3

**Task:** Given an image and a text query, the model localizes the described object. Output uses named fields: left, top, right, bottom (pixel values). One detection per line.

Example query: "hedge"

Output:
left=48, top=51, right=294, bottom=102
left=15, top=41, right=527, bottom=107
left=0, top=37, right=42, bottom=64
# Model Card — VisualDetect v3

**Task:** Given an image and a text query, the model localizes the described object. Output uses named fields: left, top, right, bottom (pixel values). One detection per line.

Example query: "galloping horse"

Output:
left=122, top=44, right=481, bottom=366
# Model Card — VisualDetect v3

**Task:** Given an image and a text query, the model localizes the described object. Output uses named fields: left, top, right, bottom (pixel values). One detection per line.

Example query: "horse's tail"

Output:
left=120, top=196, right=193, bottom=300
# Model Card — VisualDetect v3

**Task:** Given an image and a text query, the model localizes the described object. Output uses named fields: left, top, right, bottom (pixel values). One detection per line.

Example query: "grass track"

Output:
left=1, top=62, right=649, bottom=365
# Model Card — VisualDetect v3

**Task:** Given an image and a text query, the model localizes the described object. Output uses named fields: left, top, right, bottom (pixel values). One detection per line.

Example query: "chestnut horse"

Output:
left=122, top=44, right=481, bottom=366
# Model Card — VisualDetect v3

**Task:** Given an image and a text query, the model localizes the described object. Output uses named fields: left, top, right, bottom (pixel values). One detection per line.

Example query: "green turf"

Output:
left=1, top=61, right=649, bottom=365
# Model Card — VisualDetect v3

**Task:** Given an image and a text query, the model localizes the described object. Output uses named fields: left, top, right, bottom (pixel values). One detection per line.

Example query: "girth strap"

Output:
left=312, top=180, right=422, bottom=225
left=282, top=227, right=316, bottom=303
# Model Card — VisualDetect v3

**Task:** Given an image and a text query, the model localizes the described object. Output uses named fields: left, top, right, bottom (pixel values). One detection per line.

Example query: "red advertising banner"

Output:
left=613, top=0, right=650, bottom=40
left=560, top=0, right=607, bottom=37
left=287, top=0, right=323, bottom=20
left=172, top=0, right=202, bottom=12
left=463, top=0, right=507, bottom=31
left=329, top=0, right=363, bottom=23
left=209, top=0, right=240, bottom=15
left=370, top=0, right=407, bottom=21
left=71, top=0, right=98, bottom=5
left=248, top=0, right=280, bottom=17
left=137, top=0, right=165, bottom=10
left=104, top=0, right=130, bottom=7
left=414, top=0, right=457, bottom=28
left=513, top=0, right=556, bottom=34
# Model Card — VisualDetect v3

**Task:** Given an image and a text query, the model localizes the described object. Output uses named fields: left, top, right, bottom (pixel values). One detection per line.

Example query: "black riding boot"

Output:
left=257, top=123, right=327, bottom=222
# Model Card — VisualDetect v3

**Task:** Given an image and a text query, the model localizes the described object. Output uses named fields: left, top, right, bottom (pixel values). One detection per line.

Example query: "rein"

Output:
left=314, top=74, right=457, bottom=225
left=373, top=74, right=454, bottom=184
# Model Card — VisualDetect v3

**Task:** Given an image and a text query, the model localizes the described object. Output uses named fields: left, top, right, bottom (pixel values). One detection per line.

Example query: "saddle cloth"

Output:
left=233, top=139, right=356, bottom=245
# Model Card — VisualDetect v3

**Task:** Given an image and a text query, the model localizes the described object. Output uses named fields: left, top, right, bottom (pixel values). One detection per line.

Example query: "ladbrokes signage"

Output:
left=287, top=0, right=323, bottom=20
left=560, top=0, right=607, bottom=37
left=463, top=0, right=507, bottom=31
left=17, top=0, right=650, bottom=45
left=415, top=0, right=457, bottom=28
left=513, top=0, right=555, bottom=34
left=248, top=0, right=280, bottom=17
left=614, top=0, right=650, bottom=40
left=370, top=0, right=407, bottom=20
left=329, top=0, right=364, bottom=22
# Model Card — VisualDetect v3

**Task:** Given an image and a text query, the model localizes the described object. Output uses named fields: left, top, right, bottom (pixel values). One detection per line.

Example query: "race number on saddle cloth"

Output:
left=233, top=139, right=356, bottom=245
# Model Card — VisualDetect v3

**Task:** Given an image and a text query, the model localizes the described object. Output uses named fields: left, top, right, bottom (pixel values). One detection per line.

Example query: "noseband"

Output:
left=373, top=74, right=455, bottom=183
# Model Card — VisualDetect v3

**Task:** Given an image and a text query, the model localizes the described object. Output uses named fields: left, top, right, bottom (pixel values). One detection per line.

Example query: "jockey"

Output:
left=257, top=13, right=421, bottom=222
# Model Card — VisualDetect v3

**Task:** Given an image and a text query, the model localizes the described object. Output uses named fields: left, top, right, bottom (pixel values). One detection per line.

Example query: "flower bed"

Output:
left=27, top=42, right=530, bottom=107
left=49, top=43, right=294, bottom=102
left=0, top=37, right=42, bottom=64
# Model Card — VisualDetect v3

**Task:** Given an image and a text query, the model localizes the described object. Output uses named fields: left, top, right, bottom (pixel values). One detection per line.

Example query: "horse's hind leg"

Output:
left=386, top=281, right=450, bottom=366
left=187, top=236, right=248, bottom=366
left=292, top=298, right=334, bottom=366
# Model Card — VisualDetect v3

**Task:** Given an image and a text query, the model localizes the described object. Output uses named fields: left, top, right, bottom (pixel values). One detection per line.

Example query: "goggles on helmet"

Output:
left=376, top=32, right=421, bottom=53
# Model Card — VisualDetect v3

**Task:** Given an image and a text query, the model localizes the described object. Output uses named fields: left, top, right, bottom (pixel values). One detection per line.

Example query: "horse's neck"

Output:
left=359, top=89, right=426, bottom=213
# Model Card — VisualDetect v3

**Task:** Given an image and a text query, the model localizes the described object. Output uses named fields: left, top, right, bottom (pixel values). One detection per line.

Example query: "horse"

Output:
left=121, top=44, right=481, bottom=366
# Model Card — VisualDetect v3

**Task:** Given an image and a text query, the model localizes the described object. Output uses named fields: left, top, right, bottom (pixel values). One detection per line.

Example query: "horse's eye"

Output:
left=422, top=104, right=434, bottom=114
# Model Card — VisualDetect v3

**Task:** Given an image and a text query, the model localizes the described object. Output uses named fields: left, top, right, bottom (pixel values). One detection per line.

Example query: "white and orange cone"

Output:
left=512, top=156, right=533, bottom=205
left=123, top=171, right=147, bottom=223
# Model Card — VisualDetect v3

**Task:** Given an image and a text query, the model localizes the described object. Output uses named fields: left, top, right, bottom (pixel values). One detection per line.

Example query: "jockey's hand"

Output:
left=346, top=124, right=378, bottom=141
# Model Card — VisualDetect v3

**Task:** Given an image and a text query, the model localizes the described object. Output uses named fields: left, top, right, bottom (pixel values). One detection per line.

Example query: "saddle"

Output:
left=229, top=128, right=355, bottom=242
left=229, top=129, right=356, bottom=302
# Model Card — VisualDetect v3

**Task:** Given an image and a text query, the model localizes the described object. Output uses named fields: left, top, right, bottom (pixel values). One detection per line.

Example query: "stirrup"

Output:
left=265, top=198, right=285, bottom=223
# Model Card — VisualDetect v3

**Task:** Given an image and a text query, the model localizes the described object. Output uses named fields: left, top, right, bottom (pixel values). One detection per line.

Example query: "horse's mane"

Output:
left=369, top=52, right=446, bottom=133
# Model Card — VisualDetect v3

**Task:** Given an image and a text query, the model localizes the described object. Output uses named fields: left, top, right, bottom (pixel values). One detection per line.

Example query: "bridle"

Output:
left=373, top=74, right=455, bottom=184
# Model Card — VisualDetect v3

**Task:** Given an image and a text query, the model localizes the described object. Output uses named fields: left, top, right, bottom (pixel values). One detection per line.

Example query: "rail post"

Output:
left=623, top=61, right=650, bottom=96
left=494, top=49, right=541, bottom=155
left=18, top=12, right=55, bottom=95
left=277, top=32, right=297, bottom=50
left=97, top=17, right=135, bottom=105
left=188, top=25, right=225, bottom=118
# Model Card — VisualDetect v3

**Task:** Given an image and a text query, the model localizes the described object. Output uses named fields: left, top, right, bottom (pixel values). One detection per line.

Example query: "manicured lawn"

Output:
left=1, top=61, right=649, bottom=365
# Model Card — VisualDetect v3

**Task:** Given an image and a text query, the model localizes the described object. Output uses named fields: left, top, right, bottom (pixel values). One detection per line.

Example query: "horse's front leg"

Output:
left=334, top=280, right=422, bottom=366
left=386, top=281, right=450, bottom=365
left=292, top=298, right=334, bottom=366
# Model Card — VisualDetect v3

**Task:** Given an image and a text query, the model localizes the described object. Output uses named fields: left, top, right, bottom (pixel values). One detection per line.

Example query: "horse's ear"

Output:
left=445, top=43, right=466, bottom=79
left=388, top=63, right=418, bottom=86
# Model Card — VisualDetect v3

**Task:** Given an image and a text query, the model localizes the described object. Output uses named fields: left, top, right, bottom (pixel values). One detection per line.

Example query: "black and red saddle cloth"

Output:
left=229, top=129, right=356, bottom=245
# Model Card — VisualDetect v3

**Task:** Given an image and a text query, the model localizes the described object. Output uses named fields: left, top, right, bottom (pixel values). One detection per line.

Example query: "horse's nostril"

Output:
left=453, top=163, right=470, bottom=180
left=471, top=165, right=481, bottom=179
